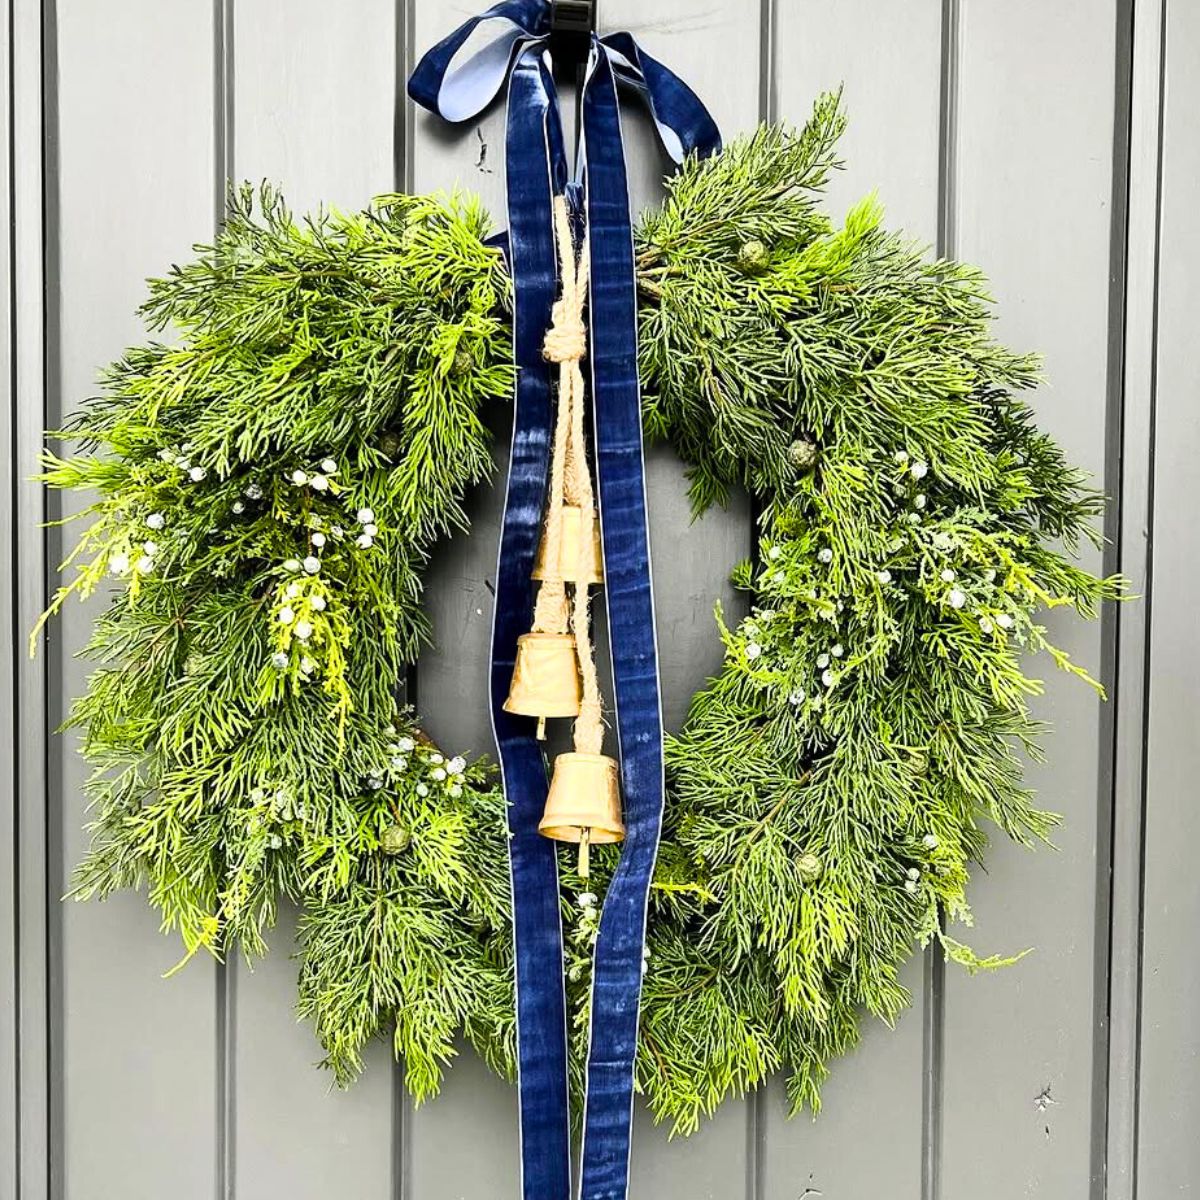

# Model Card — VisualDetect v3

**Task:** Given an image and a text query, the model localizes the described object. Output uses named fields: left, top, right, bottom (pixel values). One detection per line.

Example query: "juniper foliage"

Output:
left=39, top=186, right=517, bottom=1092
left=40, top=96, right=1122, bottom=1135
left=633, top=97, right=1123, bottom=1127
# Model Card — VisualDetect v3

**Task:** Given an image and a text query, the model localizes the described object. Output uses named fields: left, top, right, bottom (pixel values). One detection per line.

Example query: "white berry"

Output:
left=145, top=512, right=165, bottom=531
left=231, top=500, right=245, bottom=514
left=911, top=461, right=928, bottom=480
left=303, top=556, right=321, bottom=575
left=818, top=547, right=833, bottom=564
left=291, top=470, right=308, bottom=486
left=356, top=534, right=374, bottom=550
left=321, top=459, right=338, bottom=475
left=309, top=474, right=329, bottom=492
left=271, top=652, right=289, bottom=669
left=831, top=644, right=844, bottom=658
left=923, top=834, right=939, bottom=849
left=363, top=523, right=378, bottom=537
left=284, top=559, right=301, bottom=573
left=188, top=466, right=207, bottom=482
left=877, top=569, right=892, bottom=584
left=996, top=613, right=1014, bottom=629
left=948, top=588, right=966, bottom=609
left=941, top=568, right=956, bottom=582
left=311, top=532, right=326, bottom=548
left=310, top=595, right=327, bottom=612
left=294, top=621, right=313, bottom=641
left=356, top=508, right=375, bottom=525
left=109, top=553, right=130, bottom=576
left=746, top=643, right=762, bottom=660
left=278, top=606, right=295, bottom=624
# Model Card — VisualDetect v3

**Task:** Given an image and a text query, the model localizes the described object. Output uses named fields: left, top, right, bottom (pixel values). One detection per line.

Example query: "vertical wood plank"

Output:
left=6, top=2, right=50, bottom=1195
left=1105, top=2, right=1150, bottom=1196
left=761, top=5, right=942, bottom=1197
left=778, top=1, right=944, bottom=235
left=613, top=6, right=758, bottom=1192
left=0, top=0, right=18, bottom=1187
left=1136, top=0, right=1200, bottom=1192
left=408, top=1, right=757, bottom=1195
left=51, top=4, right=220, bottom=1197
left=938, top=4, right=1120, bottom=1196
left=226, top=4, right=397, bottom=1197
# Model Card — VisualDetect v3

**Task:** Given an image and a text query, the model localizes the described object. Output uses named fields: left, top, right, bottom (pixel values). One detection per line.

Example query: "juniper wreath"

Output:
left=39, top=95, right=1123, bottom=1136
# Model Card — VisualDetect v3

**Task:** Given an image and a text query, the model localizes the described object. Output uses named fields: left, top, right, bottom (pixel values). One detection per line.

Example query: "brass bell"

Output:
left=532, top=505, right=604, bottom=585
left=504, top=632, right=582, bottom=739
left=539, top=752, right=625, bottom=877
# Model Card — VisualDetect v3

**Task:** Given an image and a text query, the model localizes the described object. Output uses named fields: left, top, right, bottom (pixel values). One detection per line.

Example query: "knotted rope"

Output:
left=533, top=196, right=604, bottom=756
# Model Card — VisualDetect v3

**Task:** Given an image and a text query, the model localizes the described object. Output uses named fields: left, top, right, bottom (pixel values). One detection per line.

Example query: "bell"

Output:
left=503, top=632, right=582, bottom=739
left=532, top=505, right=604, bottom=585
left=539, top=752, right=625, bottom=877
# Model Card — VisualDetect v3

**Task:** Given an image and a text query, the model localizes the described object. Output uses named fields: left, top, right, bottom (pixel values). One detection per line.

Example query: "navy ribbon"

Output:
left=410, top=9, right=719, bottom=1198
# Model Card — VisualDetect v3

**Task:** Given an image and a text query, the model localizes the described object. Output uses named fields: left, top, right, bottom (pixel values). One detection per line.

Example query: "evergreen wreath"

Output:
left=39, top=96, right=1122, bottom=1135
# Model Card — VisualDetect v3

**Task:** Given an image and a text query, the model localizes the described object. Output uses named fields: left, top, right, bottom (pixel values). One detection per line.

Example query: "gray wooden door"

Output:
left=2, top=1, right=1194, bottom=1197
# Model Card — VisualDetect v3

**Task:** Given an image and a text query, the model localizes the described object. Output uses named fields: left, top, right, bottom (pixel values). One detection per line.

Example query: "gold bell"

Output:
left=533, top=505, right=604, bottom=585
left=504, top=632, right=582, bottom=739
left=539, top=752, right=625, bottom=877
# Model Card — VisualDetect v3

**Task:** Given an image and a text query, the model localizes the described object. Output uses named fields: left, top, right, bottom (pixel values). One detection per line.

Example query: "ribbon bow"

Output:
left=410, top=8, right=719, bottom=1199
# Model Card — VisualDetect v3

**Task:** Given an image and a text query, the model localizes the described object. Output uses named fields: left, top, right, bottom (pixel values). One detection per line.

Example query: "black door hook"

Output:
left=550, top=0, right=596, bottom=66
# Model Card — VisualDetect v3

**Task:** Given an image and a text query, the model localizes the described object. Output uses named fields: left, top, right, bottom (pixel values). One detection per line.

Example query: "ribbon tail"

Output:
left=577, top=47, right=667, bottom=1200
left=489, top=43, right=573, bottom=1200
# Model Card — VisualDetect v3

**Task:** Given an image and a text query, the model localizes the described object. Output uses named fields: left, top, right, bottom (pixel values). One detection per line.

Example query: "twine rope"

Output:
left=532, top=195, right=604, bottom=755
left=530, top=196, right=587, bottom=635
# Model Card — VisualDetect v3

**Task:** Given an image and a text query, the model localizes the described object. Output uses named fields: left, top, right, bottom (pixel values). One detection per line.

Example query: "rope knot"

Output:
left=543, top=300, right=587, bottom=364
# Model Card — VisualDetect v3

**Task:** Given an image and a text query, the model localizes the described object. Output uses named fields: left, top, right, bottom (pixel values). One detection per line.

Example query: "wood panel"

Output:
left=226, top=4, right=398, bottom=1197
left=5, top=2, right=49, bottom=1195
left=939, top=3, right=1120, bottom=1196
left=50, top=4, right=220, bottom=1197
left=1136, top=0, right=1200, bottom=1192
left=761, top=5, right=943, bottom=1198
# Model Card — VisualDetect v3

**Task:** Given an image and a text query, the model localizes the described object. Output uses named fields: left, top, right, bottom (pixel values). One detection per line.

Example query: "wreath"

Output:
left=39, top=96, right=1121, bottom=1135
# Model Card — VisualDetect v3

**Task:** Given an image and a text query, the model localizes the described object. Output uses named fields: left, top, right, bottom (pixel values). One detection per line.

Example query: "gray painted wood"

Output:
left=762, top=7, right=941, bottom=1198
left=1, top=0, right=18, bottom=1185
left=6, top=2, right=51, bottom=1196
left=5, top=1, right=1193, bottom=1196
left=49, top=5, right=222, bottom=1199
left=223, top=4, right=399, bottom=1198
left=1136, top=1, right=1200, bottom=1193
left=939, top=3, right=1121, bottom=1196
left=1106, top=2, right=1155, bottom=1196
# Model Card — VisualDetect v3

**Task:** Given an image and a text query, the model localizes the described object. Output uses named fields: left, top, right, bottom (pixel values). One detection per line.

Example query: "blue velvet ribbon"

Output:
left=410, top=9, right=719, bottom=1198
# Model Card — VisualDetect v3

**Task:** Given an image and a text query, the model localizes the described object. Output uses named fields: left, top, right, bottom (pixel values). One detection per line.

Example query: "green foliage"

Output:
left=633, top=100, right=1124, bottom=1130
left=41, top=185, right=516, bottom=1092
left=40, top=96, right=1122, bottom=1138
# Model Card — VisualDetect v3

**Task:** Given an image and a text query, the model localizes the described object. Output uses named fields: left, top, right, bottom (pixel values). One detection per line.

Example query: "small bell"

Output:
left=539, top=752, right=625, bottom=877
left=532, top=505, right=604, bottom=585
left=504, top=632, right=582, bottom=739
